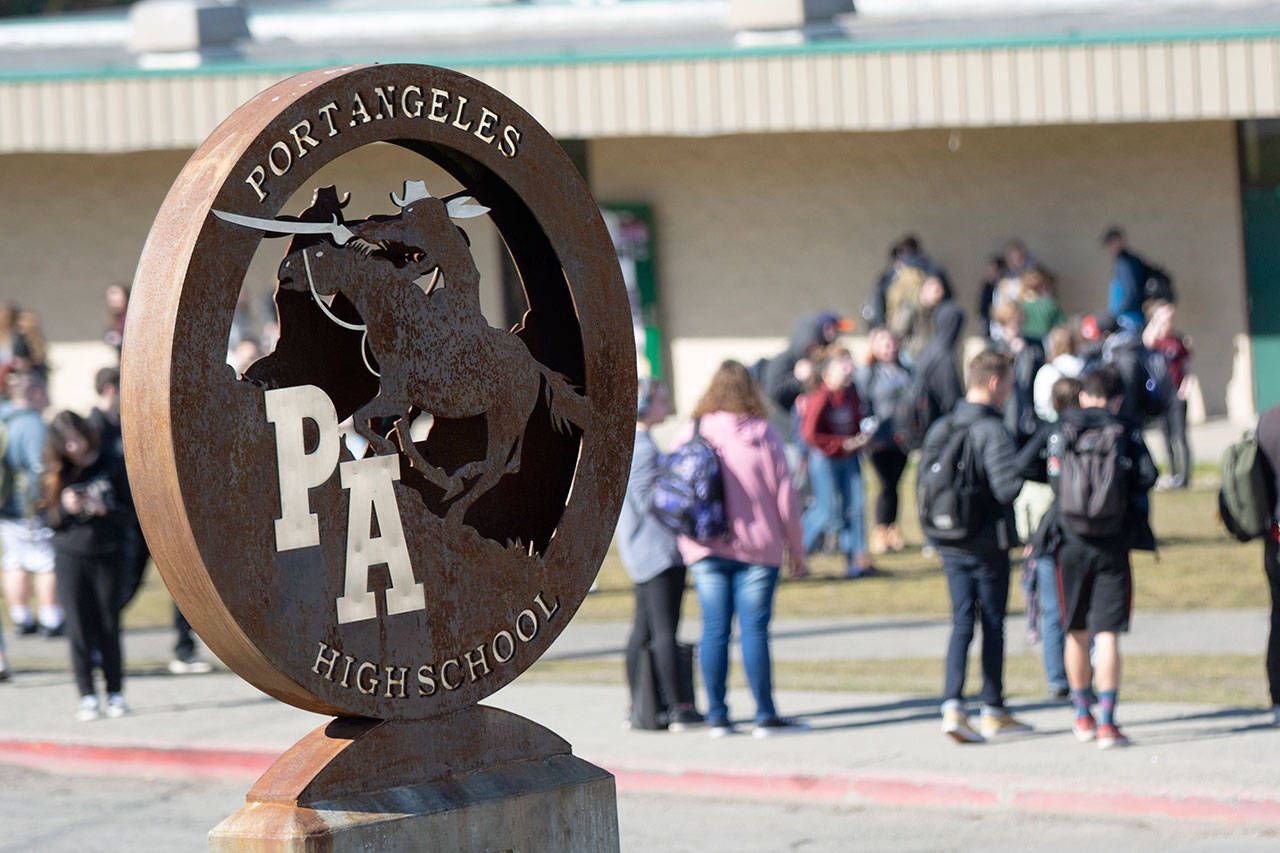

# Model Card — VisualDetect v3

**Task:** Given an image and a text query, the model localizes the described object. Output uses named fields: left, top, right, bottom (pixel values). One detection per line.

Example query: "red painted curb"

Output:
left=4, top=738, right=1280, bottom=826
left=0, top=739, right=276, bottom=780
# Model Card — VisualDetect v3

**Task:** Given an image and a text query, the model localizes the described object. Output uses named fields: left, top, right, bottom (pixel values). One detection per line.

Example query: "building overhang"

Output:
left=3, top=12, right=1280, bottom=153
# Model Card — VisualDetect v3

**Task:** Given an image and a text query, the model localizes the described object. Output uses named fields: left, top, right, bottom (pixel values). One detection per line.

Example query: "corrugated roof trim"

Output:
left=3, top=37, right=1278, bottom=153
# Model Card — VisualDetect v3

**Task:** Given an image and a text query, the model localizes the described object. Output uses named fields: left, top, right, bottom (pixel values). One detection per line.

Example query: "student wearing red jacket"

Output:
left=800, top=348, right=874, bottom=578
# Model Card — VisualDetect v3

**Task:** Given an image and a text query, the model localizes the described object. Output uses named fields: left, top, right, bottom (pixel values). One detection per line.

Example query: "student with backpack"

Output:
left=1143, top=300, right=1193, bottom=489
left=892, top=301, right=965, bottom=453
left=1252, top=403, right=1280, bottom=726
left=617, top=378, right=703, bottom=731
left=919, top=350, right=1029, bottom=743
left=1047, top=366, right=1158, bottom=749
left=672, top=361, right=808, bottom=738
left=1101, top=226, right=1149, bottom=331
left=0, top=369, right=62, bottom=642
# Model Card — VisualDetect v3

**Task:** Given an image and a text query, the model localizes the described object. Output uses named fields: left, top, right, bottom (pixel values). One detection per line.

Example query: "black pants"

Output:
left=625, top=565, right=689, bottom=709
left=868, top=446, right=908, bottom=527
left=1157, top=398, right=1191, bottom=483
left=174, top=604, right=195, bottom=660
left=55, top=550, right=125, bottom=698
left=942, top=551, right=1010, bottom=708
left=1265, top=536, right=1280, bottom=706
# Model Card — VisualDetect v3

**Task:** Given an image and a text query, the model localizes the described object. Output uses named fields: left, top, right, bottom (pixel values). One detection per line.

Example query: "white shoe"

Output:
left=979, top=710, right=1032, bottom=738
left=708, top=722, right=735, bottom=739
left=76, top=695, right=101, bottom=722
left=168, top=657, right=213, bottom=675
left=105, top=693, right=129, bottom=718
left=941, top=708, right=984, bottom=743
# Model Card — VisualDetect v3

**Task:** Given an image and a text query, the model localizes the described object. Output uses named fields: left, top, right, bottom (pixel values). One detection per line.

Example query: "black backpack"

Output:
left=1102, top=333, right=1172, bottom=420
left=651, top=418, right=728, bottom=542
left=892, top=374, right=938, bottom=453
left=1053, top=421, right=1129, bottom=538
left=917, top=415, right=988, bottom=542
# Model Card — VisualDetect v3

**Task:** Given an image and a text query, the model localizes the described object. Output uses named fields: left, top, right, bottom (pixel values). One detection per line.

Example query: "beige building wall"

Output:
left=0, top=144, right=508, bottom=412
left=591, top=121, right=1248, bottom=418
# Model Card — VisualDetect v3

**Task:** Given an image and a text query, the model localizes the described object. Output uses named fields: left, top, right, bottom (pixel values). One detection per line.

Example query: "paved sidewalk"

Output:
left=3, top=607, right=1267, bottom=669
left=1, top=611, right=1278, bottom=829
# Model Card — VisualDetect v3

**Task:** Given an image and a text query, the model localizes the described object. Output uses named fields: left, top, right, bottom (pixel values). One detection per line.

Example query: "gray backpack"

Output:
left=1055, top=421, right=1129, bottom=538
left=1218, top=431, right=1271, bottom=542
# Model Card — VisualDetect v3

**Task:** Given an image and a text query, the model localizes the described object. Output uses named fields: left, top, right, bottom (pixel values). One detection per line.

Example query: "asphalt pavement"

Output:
left=1, top=607, right=1278, bottom=837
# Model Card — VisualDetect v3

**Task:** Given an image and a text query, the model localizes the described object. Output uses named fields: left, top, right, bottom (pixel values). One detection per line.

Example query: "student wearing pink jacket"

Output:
left=673, top=361, right=808, bottom=738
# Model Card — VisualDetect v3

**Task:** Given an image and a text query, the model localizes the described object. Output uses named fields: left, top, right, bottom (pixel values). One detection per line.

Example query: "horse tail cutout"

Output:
left=538, top=365, right=591, bottom=433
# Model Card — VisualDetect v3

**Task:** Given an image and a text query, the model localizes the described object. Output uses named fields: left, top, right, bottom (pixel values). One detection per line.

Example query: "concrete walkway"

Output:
left=1, top=607, right=1277, bottom=829
left=4, top=607, right=1266, bottom=669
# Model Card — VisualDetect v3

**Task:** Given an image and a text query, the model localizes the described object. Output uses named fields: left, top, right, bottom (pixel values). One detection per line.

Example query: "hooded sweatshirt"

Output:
left=763, top=314, right=829, bottom=413
left=914, top=300, right=965, bottom=418
left=672, top=411, right=803, bottom=569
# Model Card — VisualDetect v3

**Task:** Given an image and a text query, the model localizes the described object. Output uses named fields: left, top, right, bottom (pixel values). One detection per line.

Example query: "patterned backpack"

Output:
left=652, top=418, right=728, bottom=542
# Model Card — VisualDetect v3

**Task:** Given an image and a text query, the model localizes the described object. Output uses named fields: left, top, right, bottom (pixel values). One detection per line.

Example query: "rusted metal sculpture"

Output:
left=121, top=64, right=633, bottom=847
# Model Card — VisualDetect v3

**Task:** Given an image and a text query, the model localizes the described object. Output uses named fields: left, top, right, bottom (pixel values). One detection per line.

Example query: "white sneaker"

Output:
left=105, top=693, right=129, bottom=719
left=941, top=708, right=985, bottom=743
left=76, top=695, right=101, bottom=722
left=168, top=657, right=213, bottom=675
left=979, top=710, right=1033, bottom=738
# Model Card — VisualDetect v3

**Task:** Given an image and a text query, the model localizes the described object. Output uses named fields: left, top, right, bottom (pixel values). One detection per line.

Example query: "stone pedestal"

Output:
left=208, top=707, right=619, bottom=852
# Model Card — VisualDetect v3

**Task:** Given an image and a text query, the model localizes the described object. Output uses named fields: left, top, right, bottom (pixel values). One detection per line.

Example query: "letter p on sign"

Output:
left=265, top=385, right=340, bottom=551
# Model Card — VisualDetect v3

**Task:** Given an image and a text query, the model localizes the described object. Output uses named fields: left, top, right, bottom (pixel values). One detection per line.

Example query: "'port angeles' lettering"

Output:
left=243, top=84, right=522, bottom=202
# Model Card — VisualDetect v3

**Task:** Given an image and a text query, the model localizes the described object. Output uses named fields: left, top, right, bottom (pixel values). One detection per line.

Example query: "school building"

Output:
left=2, top=0, right=1279, bottom=422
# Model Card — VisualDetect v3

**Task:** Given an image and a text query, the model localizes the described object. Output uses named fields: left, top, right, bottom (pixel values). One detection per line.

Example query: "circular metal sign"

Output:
left=122, top=64, right=634, bottom=719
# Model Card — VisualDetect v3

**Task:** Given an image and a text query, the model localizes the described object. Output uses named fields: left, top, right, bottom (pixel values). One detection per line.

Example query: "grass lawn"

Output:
left=5, top=474, right=1256, bottom=634
left=4, top=477, right=1268, bottom=708
left=577, top=476, right=1269, bottom=622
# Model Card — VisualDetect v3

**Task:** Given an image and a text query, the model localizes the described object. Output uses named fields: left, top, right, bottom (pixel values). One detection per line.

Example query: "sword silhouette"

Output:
left=212, top=209, right=357, bottom=246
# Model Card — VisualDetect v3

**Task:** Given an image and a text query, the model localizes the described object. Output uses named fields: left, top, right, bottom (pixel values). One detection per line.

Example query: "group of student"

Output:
left=614, top=225, right=1203, bottom=746
left=618, top=350, right=1161, bottom=749
left=618, top=364, right=807, bottom=737
left=0, top=287, right=212, bottom=720
left=922, top=353, right=1156, bottom=747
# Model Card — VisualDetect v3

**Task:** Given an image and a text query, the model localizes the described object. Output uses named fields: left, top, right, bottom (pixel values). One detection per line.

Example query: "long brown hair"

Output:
left=15, top=311, right=47, bottom=366
left=0, top=302, right=17, bottom=336
left=691, top=360, right=768, bottom=419
left=39, top=410, right=100, bottom=517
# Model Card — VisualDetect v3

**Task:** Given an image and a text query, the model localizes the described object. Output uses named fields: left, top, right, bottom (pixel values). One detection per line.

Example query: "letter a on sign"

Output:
left=336, top=455, right=425, bottom=625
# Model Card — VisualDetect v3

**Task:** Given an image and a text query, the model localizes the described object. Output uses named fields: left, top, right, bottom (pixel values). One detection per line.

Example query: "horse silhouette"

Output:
left=224, top=182, right=591, bottom=526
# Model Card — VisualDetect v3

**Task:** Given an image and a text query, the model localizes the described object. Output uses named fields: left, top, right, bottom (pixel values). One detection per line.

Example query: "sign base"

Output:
left=208, top=707, right=620, bottom=852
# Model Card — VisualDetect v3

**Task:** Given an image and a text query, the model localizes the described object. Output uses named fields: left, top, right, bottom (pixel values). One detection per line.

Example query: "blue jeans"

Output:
left=690, top=557, right=780, bottom=725
left=942, top=551, right=1010, bottom=709
left=1036, top=555, right=1068, bottom=692
left=802, top=451, right=866, bottom=560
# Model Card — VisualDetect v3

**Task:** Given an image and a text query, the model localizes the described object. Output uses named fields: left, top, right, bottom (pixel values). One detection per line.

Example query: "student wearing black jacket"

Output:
left=1047, top=367, right=1157, bottom=749
left=40, top=411, right=132, bottom=722
left=923, top=350, right=1028, bottom=744
left=1254, top=402, right=1280, bottom=726
left=915, top=301, right=965, bottom=420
